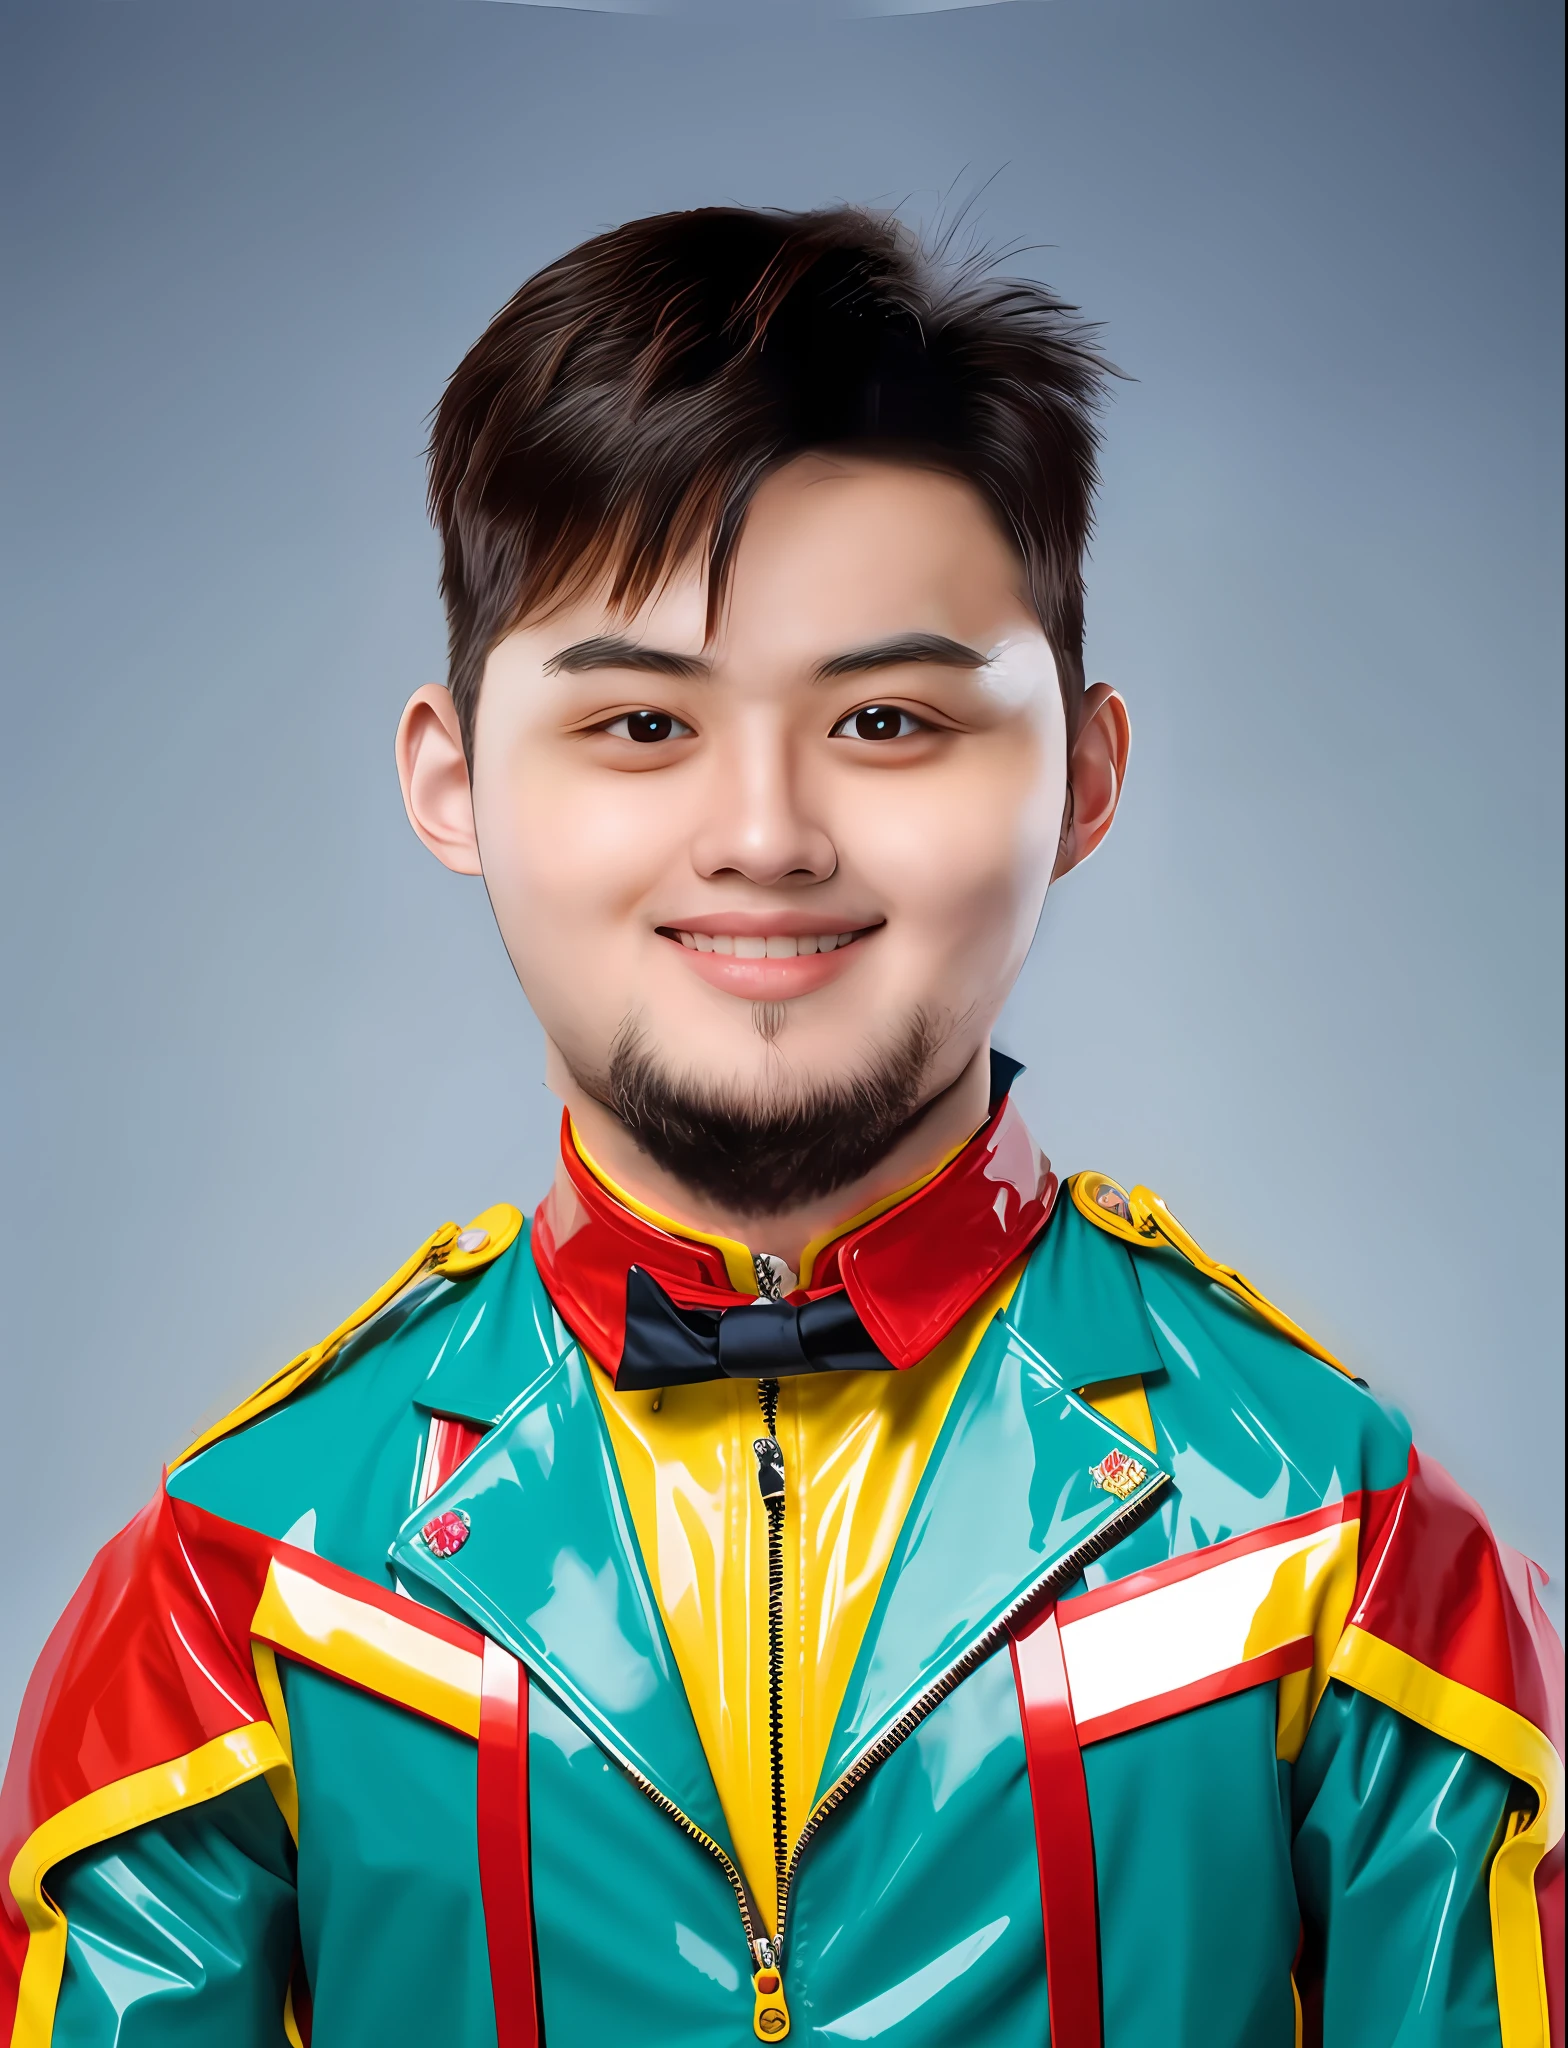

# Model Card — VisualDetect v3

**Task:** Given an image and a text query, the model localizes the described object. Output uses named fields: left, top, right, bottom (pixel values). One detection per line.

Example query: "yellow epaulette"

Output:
left=1068, top=1171, right=1353, bottom=1379
left=169, top=1203, right=525, bottom=1473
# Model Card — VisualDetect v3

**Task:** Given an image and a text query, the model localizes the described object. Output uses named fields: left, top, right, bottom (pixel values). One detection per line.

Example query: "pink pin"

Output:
left=420, top=1508, right=471, bottom=1558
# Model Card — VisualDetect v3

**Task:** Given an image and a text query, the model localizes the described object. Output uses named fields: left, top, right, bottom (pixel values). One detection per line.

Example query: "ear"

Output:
left=395, top=684, right=483, bottom=876
left=1054, top=683, right=1130, bottom=879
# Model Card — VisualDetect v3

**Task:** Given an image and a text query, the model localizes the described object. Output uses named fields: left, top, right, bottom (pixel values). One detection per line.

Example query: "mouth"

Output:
left=655, top=921, right=880, bottom=997
left=662, top=927, right=870, bottom=958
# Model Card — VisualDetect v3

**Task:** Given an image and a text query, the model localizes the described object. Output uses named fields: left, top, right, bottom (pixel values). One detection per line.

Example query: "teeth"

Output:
left=674, top=930, right=859, bottom=957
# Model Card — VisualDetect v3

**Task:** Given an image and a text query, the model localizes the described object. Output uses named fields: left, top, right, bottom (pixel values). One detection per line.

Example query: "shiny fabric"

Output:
left=3, top=1189, right=1554, bottom=2045
left=48, top=1780, right=295, bottom=2048
left=1009, top=1607, right=1102, bottom=2048
left=617, top=1263, right=897, bottom=1388
left=589, top=1269, right=1016, bottom=1926
left=531, top=1057, right=1058, bottom=1383
left=477, top=1643, right=541, bottom=2048
left=1293, top=1681, right=1513, bottom=2043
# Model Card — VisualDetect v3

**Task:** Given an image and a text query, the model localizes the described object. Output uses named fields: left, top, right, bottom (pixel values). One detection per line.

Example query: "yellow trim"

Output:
left=572, top=1122, right=978, bottom=1294
left=593, top=1262, right=1022, bottom=1933
left=572, top=1125, right=760, bottom=1294
left=170, top=1206, right=522, bottom=1472
left=441, top=1201, right=524, bottom=1277
left=1291, top=1973, right=1303, bottom=2048
left=1272, top=1517, right=1362, bottom=1762
left=1069, top=1170, right=1148, bottom=1243
left=1069, top=1173, right=1353, bottom=1379
left=252, top=1644, right=300, bottom=1843
left=7, top=1723, right=291, bottom=2048
left=793, top=1134, right=972, bottom=1291
left=1330, top=1625, right=1562, bottom=2048
left=252, top=1559, right=484, bottom=1739
left=283, top=1984, right=306, bottom=2048
left=1077, top=1375, right=1157, bottom=1456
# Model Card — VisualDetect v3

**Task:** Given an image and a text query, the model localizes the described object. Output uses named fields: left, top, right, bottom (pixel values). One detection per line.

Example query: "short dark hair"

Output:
left=429, top=206, right=1112, bottom=752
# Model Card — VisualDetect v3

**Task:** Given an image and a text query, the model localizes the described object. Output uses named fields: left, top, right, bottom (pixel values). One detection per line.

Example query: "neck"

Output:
left=548, top=1042, right=995, bottom=1269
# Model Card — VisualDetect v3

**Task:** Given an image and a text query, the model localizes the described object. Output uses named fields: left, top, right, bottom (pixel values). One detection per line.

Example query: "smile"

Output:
left=656, top=922, right=879, bottom=999
left=664, top=929, right=868, bottom=957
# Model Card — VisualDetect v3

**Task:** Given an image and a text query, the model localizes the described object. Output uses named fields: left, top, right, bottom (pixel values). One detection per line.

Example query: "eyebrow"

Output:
left=543, top=630, right=989, bottom=682
left=544, top=635, right=711, bottom=678
left=814, top=633, right=989, bottom=679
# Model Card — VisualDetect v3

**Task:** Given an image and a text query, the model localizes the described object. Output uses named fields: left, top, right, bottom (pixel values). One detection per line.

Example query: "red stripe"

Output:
left=1074, top=1636, right=1314, bottom=1746
left=420, top=1416, right=487, bottom=1505
left=169, top=1497, right=485, bottom=1655
left=0, top=1489, right=493, bottom=2030
left=1349, top=1449, right=1564, bottom=1753
left=1346, top=1451, right=1564, bottom=2047
left=478, top=1640, right=542, bottom=2048
left=1060, top=1495, right=1374, bottom=1624
left=1009, top=1606, right=1101, bottom=2048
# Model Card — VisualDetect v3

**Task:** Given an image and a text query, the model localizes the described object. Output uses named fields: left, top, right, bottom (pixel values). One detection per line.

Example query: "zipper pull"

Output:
left=752, top=1434, right=785, bottom=1507
left=751, top=1950, right=790, bottom=2038
left=751, top=1251, right=795, bottom=1301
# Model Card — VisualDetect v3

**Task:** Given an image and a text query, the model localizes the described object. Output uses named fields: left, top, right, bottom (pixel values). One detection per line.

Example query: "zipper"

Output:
left=753, top=1375, right=789, bottom=1930
left=615, top=1248, right=1166, bottom=2040
left=748, top=1256, right=793, bottom=2039
left=770, top=1471, right=1169, bottom=1957
left=596, top=1480, right=1162, bottom=1991
left=597, top=1733, right=789, bottom=2038
left=598, top=1750, right=765, bottom=1938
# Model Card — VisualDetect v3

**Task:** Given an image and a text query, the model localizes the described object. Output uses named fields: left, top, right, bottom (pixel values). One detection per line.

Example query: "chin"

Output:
left=676, top=1004, right=885, bottom=1074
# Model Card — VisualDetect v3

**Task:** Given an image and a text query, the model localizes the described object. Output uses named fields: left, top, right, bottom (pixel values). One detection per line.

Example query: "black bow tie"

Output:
left=615, top=1265, right=895, bottom=1391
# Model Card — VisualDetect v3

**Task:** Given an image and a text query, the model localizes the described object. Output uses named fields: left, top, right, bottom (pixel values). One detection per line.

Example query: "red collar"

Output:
left=531, top=1089, right=1058, bottom=1385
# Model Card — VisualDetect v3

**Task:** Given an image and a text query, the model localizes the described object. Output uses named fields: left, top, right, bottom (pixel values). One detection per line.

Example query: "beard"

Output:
left=570, top=1006, right=953, bottom=1217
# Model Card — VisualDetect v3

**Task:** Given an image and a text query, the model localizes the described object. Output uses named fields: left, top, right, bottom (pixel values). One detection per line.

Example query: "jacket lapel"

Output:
left=389, top=1233, right=733, bottom=1858
left=392, top=1210, right=1167, bottom=1850
left=817, top=1271, right=1168, bottom=1801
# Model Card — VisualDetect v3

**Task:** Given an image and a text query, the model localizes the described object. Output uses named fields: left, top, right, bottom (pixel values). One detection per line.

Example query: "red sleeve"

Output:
left=1341, top=1448, right=1564, bottom=2046
left=0, top=1488, right=273, bottom=2032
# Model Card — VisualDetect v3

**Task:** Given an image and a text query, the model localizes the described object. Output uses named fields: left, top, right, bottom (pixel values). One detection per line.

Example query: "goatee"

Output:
left=574, top=1008, right=952, bottom=1217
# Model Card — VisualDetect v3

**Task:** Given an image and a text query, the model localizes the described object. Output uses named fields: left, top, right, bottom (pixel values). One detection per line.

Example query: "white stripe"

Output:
left=1061, top=1523, right=1353, bottom=1725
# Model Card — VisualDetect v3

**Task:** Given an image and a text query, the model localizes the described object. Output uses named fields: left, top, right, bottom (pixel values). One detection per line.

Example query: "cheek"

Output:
left=853, top=745, right=1063, bottom=962
left=472, top=755, right=661, bottom=962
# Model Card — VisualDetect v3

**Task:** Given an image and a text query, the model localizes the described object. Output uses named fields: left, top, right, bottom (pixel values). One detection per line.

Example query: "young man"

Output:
left=2, top=208, right=1560, bottom=2048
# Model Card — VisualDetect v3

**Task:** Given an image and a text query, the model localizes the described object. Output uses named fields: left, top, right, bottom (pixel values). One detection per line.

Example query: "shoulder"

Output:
left=165, top=1203, right=536, bottom=1566
left=1014, top=1171, right=1413, bottom=1524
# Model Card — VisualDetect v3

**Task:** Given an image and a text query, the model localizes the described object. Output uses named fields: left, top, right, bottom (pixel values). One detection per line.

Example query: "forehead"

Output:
left=566, top=455, right=1037, bottom=660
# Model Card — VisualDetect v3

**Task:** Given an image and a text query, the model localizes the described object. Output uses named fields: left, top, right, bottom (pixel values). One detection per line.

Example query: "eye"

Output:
left=831, top=704, right=927, bottom=742
left=600, top=709, right=694, bottom=743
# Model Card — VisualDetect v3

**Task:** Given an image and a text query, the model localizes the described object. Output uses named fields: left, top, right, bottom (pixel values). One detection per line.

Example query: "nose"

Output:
left=689, top=720, right=838, bottom=888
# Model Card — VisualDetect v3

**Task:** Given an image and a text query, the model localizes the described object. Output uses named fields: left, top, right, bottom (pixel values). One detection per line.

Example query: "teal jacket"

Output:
left=2, top=1183, right=1560, bottom=2047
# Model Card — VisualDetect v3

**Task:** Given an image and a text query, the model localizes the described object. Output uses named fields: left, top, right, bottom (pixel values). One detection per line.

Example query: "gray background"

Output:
left=2, top=0, right=1562, bottom=1738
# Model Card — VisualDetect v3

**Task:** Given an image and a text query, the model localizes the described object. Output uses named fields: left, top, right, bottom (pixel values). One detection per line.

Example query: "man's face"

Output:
left=465, top=456, right=1071, bottom=1123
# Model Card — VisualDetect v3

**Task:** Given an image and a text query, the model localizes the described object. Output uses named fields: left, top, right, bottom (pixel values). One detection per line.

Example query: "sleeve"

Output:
left=1292, top=1678, right=1518, bottom=2045
left=46, top=1779, right=295, bottom=2048
left=2, top=1490, right=300, bottom=2048
left=1296, top=1449, right=1564, bottom=2048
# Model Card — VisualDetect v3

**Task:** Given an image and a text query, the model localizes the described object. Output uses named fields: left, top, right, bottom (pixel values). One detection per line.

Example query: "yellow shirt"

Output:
left=591, top=1270, right=1018, bottom=1934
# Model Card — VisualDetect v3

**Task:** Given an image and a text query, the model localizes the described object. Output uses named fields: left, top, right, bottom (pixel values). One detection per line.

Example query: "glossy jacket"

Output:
left=2, top=1181, right=1562, bottom=2047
